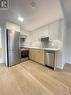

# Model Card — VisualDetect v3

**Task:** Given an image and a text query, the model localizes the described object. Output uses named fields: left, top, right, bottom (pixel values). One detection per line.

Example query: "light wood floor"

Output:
left=0, top=60, right=71, bottom=95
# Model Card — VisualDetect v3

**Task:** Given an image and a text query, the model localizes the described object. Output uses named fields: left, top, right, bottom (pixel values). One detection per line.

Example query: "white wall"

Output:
left=60, top=0, right=71, bottom=64
left=65, top=27, right=71, bottom=64
left=1, top=26, right=6, bottom=64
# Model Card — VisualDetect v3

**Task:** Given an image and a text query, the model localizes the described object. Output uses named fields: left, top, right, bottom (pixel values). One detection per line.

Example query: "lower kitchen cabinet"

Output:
left=29, top=48, right=45, bottom=65
left=29, top=49, right=35, bottom=61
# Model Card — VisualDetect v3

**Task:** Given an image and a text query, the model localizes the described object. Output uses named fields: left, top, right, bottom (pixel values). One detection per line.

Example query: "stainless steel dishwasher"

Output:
left=45, top=51, right=55, bottom=68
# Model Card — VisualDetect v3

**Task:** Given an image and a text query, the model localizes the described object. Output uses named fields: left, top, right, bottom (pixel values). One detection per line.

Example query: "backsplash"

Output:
left=47, top=40, right=61, bottom=48
left=22, top=40, right=61, bottom=49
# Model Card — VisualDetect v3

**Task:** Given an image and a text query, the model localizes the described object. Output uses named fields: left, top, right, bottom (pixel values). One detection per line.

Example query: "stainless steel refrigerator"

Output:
left=6, top=29, right=20, bottom=67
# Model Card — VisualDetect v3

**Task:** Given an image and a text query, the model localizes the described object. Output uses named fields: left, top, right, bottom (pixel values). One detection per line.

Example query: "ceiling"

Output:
left=0, top=0, right=64, bottom=31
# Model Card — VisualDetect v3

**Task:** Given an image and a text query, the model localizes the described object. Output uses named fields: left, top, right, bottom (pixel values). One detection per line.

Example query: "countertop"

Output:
left=22, top=46, right=60, bottom=51
left=20, top=47, right=29, bottom=51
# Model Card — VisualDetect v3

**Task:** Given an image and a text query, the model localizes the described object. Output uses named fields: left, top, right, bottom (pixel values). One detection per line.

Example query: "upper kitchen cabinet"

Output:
left=20, top=28, right=31, bottom=43
left=29, top=19, right=64, bottom=42
left=30, top=25, right=49, bottom=42
left=58, top=19, right=64, bottom=42
left=48, top=19, right=64, bottom=41
left=48, top=21, right=59, bottom=40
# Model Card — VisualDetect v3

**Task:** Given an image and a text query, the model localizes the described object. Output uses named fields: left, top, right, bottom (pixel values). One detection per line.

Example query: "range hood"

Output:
left=41, top=37, right=49, bottom=41
left=20, top=35, right=27, bottom=38
left=20, top=35, right=27, bottom=42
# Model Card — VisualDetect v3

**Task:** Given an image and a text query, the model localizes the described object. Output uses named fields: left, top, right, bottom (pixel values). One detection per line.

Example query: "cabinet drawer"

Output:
left=29, top=48, right=45, bottom=65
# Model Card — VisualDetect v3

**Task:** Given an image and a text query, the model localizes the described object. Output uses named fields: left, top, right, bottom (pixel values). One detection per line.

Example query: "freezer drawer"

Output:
left=8, top=51, right=20, bottom=67
left=45, top=51, right=55, bottom=68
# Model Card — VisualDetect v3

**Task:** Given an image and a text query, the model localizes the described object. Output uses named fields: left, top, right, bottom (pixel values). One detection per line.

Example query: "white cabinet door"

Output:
left=48, top=21, right=59, bottom=40
left=58, top=19, right=64, bottom=41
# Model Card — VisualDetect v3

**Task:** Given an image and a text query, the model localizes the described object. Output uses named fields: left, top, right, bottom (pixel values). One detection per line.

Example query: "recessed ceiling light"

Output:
left=18, top=17, right=24, bottom=22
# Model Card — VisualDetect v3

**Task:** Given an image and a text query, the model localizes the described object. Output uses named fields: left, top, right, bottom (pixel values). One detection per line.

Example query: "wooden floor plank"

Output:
left=0, top=60, right=71, bottom=95
left=21, top=61, right=70, bottom=95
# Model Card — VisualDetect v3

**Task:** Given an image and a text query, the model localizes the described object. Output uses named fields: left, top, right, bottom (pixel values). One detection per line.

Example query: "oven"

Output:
left=20, top=48, right=29, bottom=62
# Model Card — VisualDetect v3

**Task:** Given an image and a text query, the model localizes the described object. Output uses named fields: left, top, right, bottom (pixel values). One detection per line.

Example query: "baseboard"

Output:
left=57, top=65, right=64, bottom=70
left=0, top=63, right=6, bottom=66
